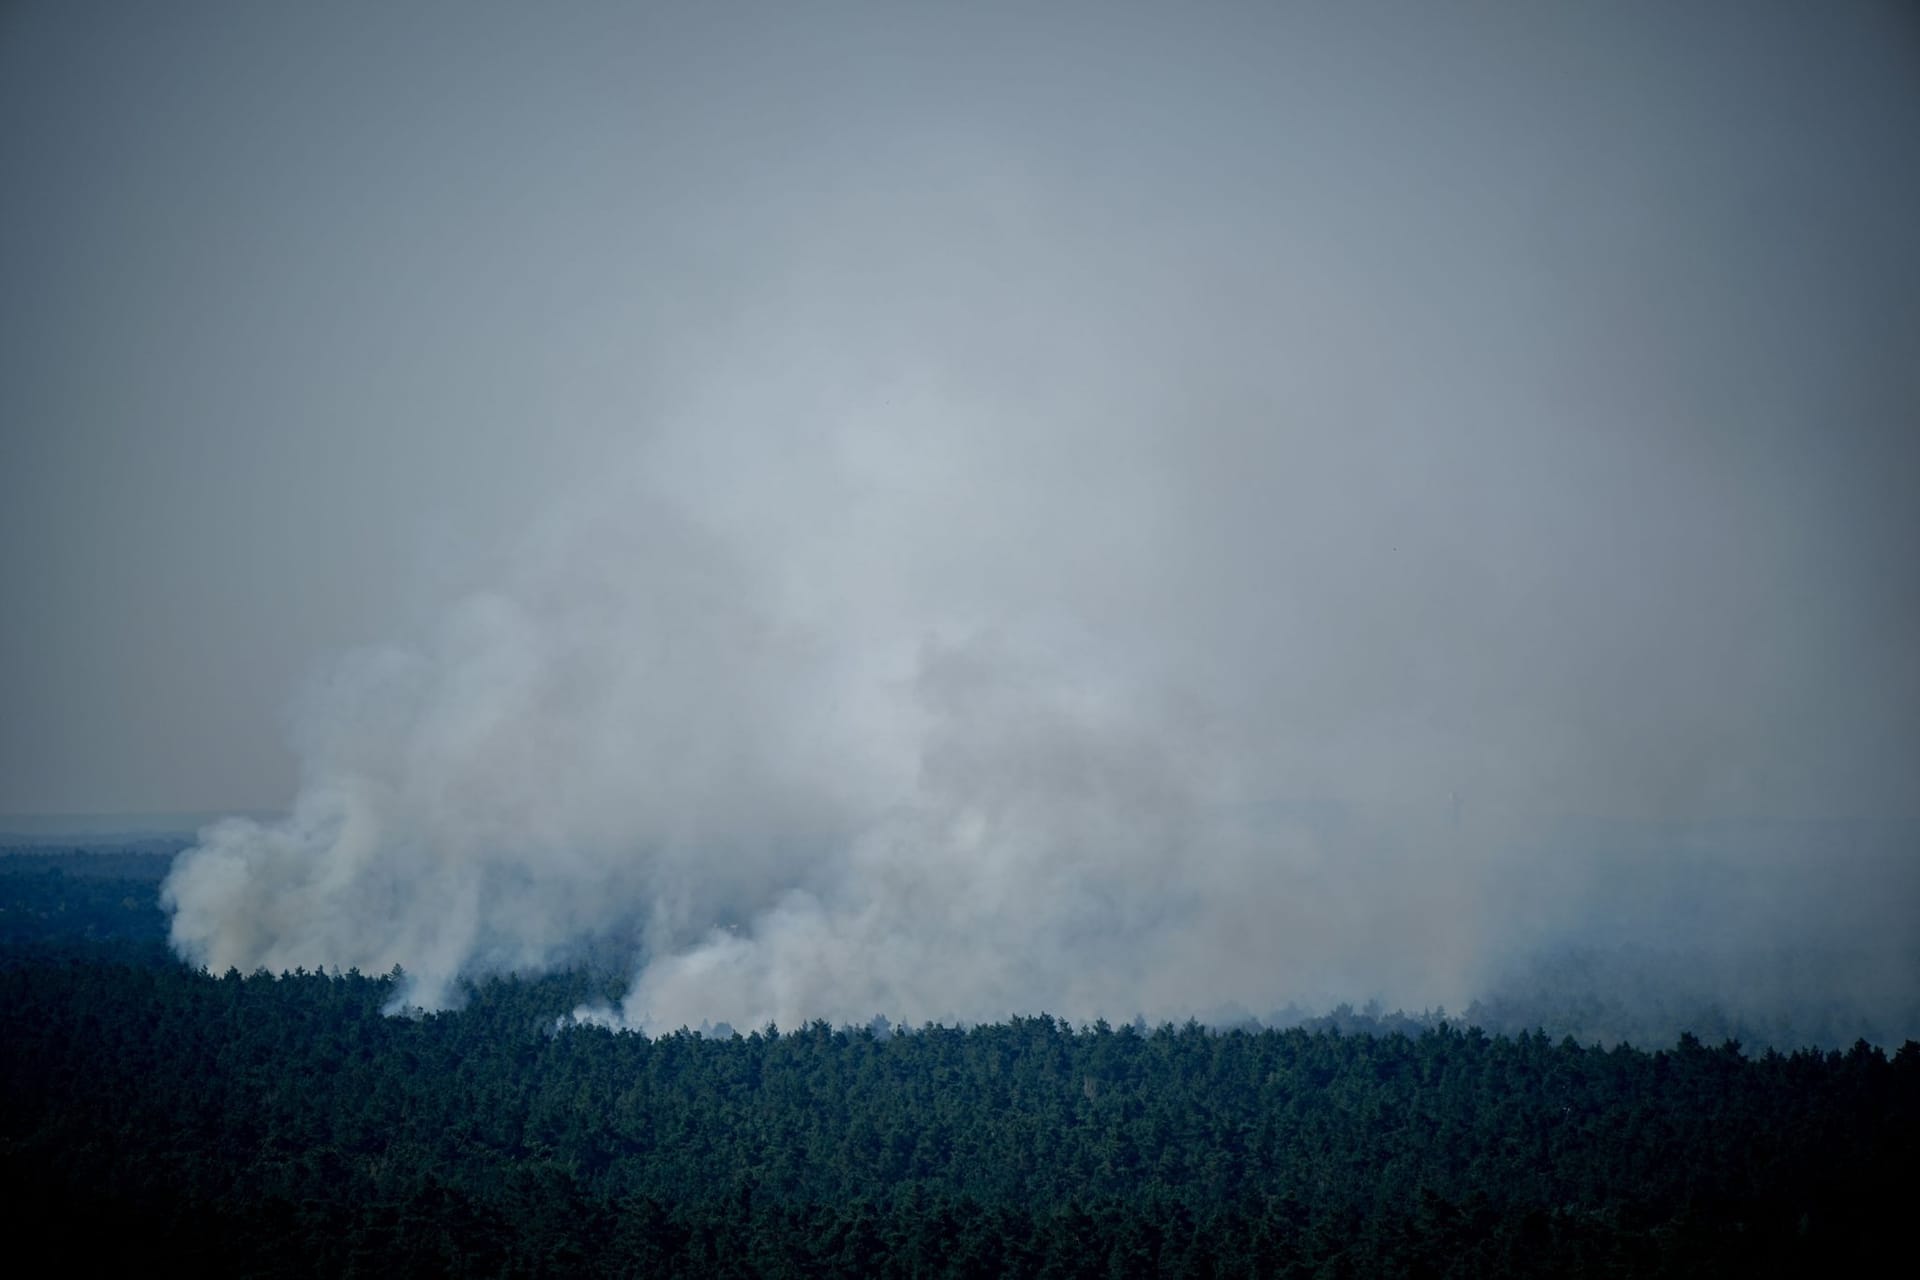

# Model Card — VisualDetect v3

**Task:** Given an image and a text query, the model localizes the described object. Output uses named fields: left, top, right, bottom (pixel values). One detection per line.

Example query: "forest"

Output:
left=2, top=846, right=1915, bottom=1276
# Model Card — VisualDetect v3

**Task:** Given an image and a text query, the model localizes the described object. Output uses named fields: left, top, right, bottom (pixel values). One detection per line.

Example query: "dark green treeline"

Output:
left=3, top=950, right=1915, bottom=1277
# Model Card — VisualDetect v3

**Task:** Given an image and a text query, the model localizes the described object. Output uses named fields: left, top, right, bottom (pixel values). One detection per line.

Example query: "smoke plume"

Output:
left=141, top=3, right=1919, bottom=1044
left=161, top=372, right=1920, bottom=1041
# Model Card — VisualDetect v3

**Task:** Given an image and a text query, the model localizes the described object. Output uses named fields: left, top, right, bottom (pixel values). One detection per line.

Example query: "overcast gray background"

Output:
left=3, top=0, right=1918, bottom=1030
left=6, top=1, right=1916, bottom=822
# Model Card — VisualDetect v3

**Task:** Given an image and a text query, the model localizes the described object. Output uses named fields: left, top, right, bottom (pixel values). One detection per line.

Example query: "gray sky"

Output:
left=4, top=0, right=1918, bottom=829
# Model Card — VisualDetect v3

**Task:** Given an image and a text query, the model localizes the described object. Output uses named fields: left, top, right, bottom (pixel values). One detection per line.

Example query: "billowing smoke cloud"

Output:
left=160, top=358, right=1919, bottom=1039
left=164, top=495, right=872, bottom=1012
left=161, top=466, right=1409, bottom=1024
left=146, top=3, right=1919, bottom=1042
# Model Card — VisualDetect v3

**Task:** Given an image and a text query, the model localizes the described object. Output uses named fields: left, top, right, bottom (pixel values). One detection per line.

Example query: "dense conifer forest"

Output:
left=3, top=848, right=1914, bottom=1276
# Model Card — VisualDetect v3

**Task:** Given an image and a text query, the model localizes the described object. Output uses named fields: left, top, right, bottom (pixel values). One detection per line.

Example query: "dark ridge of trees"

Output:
left=0, top=857, right=172, bottom=955
left=0, top=840, right=186, bottom=879
left=3, top=944, right=1915, bottom=1277
left=0, top=852, right=179, bottom=882
left=3, top=856, right=1915, bottom=1273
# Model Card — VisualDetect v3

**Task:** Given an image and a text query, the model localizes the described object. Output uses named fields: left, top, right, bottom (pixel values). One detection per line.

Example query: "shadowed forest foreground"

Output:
left=1, top=853, right=1915, bottom=1276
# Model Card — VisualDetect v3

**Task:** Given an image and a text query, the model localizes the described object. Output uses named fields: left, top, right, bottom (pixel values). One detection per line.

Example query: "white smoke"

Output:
left=93, top=0, right=1914, bottom=1041
left=160, top=392, right=1524, bottom=1027
left=163, top=492, right=877, bottom=1012
left=162, top=337, right=1920, bottom=1034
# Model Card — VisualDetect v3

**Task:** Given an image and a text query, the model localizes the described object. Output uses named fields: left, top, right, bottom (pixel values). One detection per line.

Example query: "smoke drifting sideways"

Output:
left=159, top=376, right=1920, bottom=1047
left=161, top=486, right=1399, bottom=1029
left=148, top=1, right=1920, bottom=1047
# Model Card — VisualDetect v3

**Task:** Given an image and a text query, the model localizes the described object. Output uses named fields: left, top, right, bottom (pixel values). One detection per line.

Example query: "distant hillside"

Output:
left=0, top=812, right=278, bottom=845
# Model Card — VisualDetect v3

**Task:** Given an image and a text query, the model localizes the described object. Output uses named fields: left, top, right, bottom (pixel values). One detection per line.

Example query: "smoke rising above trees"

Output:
left=2, top=4, right=1908, bottom=1037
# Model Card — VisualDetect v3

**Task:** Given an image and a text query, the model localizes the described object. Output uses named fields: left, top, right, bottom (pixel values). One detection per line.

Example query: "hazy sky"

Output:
left=4, top=0, right=1918, bottom=827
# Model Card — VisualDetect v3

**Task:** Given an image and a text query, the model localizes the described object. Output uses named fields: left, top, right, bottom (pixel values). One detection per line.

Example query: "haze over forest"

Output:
left=3, top=2, right=1917, bottom=1041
